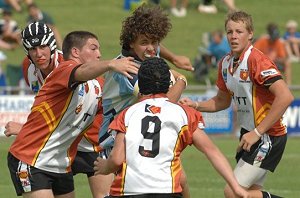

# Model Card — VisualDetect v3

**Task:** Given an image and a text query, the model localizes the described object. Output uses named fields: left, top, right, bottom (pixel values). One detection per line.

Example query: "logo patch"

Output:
left=31, top=38, right=39, bottom=43
left=240, top=70, right=249, bottom=81
left=261, top=69, right=278, bottom=78
left=145, top=104, right=161, bottom=114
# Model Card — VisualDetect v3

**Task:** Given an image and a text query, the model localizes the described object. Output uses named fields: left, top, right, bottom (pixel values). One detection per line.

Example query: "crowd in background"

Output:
left=0, top=0, right=300, bottom=94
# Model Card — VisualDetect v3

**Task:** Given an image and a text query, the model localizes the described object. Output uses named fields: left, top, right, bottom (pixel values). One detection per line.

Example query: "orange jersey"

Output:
left=253, top=36, right=287, bottom=60
left=216, top=45, right=286, bottom=136
left=108, top=94, right=205, bottom=196
left=10, top=60, right=103, bottom=173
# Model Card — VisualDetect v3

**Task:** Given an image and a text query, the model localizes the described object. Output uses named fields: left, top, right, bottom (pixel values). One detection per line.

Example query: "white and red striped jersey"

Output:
left=216, top=45, right=286, bottom=136
left=108, top=94, right=205, bottom=196
left=10, top=60, right=103, bottom=173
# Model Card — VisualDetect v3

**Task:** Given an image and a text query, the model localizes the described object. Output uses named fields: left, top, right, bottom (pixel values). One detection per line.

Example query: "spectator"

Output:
left=254, top=22, right=291, bottom=85
left=283, top=19, right=300, bottom=62
left=27, top=3, right=63, bottom=49
left=198, top=0, right=236, bottom=14
left=0, top=0, right=33, bottom=12
left=0, top=9, right=21, bottom=45
left=193, top=29, right=230, bottom=81
left=170, top=0, right=188, bottom=17
left=94, top=57, right=249, bottom=198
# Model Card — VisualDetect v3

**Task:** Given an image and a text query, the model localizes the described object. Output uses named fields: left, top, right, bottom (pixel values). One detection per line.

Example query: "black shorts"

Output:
left=7, top=152, right=74, bottom=196
left=72, top=151, right=98, bottom=177
left=236, top=128, right=287, bottom=172
left=109, top=193, right=183, bottom=198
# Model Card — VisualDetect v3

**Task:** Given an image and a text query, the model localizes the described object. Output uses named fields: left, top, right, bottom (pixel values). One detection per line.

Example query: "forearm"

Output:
left=159, top=44, right=175, bottom=64
left=74, top=60, right=111, bottom=82
left=167, top=76, right=186, bottom=102
left=204, top=147, right=241, bottom=193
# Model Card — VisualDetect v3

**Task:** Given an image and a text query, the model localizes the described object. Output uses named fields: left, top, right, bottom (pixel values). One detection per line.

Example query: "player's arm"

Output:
left=159, top=44, right=194, bottom=71
left=180, top=89, right=232, bottom=112
left=238, top=79, right=294, bottom=152
left=74, top=57, right=138, bottom=82
left=94, top=131, right=125, bottom=175
left=192, top=128, right=249, bottom=198
left=167, top=70, right=187, bottom=102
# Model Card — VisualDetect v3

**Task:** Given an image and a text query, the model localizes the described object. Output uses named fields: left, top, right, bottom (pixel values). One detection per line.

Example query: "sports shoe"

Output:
left=170, top=7, right=181, bottom=17
left=198, top=4, right=218, bottom=14
left=178, top=7, right=187, bottom=17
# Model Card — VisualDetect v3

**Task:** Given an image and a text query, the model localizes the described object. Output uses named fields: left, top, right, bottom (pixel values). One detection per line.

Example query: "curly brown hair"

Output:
left=120, top=4, right=172, bottom=50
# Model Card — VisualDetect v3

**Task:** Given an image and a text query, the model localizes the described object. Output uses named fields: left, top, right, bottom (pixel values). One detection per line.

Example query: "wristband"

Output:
left=254, top=128, right=262, bottom=138
left=176, top=76, right=187, bottom=87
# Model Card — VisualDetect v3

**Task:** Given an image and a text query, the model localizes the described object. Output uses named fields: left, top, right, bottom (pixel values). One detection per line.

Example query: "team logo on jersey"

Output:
left=145, top=104, right=161, bottom=114
left=261, top=69, right=278, bottom=79
left=31, top=81, right=39, bottom=93
left=240, top=70, right=249, bottom=81
left=222, top=68, right=227, bottom=82
left=75, top=103, right=83, bottom=114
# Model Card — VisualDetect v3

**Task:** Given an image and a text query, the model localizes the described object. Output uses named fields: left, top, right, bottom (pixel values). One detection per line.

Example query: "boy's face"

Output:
left=77, top=38, right=101, bottom=63
left=226, top=20, right=253, bottom=57
left=130, top=34, right=159, bottom=61
left=28, top=45, right=51, bottom=70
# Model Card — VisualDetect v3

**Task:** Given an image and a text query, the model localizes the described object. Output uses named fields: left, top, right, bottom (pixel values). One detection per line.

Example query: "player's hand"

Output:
left=108, top=57, right=139, bottom=79
left=94, top=157, right=106, bottom=175
left=172, top=55, right=194, bottom=71
left=179, top=97, right=198, bottom=109
left=237, top=130, right=261, bottom=152
left=4, top=121, right=23, bottom=137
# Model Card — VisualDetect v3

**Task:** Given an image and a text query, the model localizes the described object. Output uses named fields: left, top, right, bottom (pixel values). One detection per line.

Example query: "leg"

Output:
left=23, top=189, right=54, bottom=198
left=55, top=191, right=75, bottom=198
left=180, top=168, right=190, bottom=198
left=88, top=174, right=114, bottom=198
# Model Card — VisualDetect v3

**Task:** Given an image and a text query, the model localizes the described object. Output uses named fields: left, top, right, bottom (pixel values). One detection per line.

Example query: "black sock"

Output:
left=262, top=191, right=284, bottom=198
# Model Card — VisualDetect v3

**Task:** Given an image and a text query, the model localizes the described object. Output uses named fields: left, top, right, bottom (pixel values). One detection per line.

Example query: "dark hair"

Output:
left=120, top=4, right=172, bottom=50
left=267, top=23, right=280, bottom=41
left=62, top=31, right=98, bottom=59
left=138, top=57, right=170, bottom=95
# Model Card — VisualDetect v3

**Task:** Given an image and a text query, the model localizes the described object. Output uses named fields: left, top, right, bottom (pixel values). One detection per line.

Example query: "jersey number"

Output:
left=139, top=116, right=161, bottom=158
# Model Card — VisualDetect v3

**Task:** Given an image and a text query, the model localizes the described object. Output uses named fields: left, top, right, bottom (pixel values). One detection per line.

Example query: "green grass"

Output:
left=1, top=1, right=300, bottom=197
left=1, top=136, right=300, bottom=197
left=3, top=0, right=300, bottom=89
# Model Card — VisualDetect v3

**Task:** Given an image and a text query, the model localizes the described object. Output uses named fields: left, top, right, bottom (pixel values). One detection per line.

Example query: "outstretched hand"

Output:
left=179, top=97, right=197, bottom=109
left=109, top=57, right=139, bottom=79
left=172, top=55, right=194, bottom=72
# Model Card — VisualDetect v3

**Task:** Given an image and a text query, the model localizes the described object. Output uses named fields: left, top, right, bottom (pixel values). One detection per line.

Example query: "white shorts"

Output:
left=234, top=159, right=268, bottom=188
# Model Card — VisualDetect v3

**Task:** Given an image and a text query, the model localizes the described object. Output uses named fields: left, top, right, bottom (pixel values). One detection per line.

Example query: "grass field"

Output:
left=1, top=136, right=300, bottom=197
left=3, top=0, right=300, bottom=88
left=1, top=0, right=300, bottom=197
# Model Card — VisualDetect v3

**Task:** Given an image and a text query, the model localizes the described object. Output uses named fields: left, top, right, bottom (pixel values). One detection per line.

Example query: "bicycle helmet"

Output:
left=21, top=22, right=56, bottom=57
